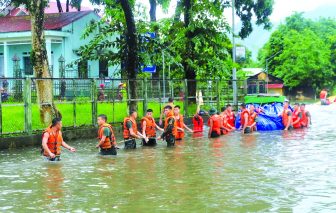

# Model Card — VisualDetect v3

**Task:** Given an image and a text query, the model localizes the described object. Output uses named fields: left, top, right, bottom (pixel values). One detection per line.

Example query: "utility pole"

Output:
left=232, top=0, right=237, bottom=108
left=266, top=50, right=282, bottom=93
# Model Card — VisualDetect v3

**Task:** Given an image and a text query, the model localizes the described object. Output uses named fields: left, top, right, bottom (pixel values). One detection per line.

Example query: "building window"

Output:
left=99, top=60, right=109, bottom=78
left=23, top=56, right=34, bottom=75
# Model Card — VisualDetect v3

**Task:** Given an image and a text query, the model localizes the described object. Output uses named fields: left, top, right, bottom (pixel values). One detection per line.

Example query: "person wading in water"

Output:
left=96, top=114, right=118, bottom=155
left=123, top=110, right=148, bottom=149
left=239, top=103, right=252, bottom=134
left=42, top=118, right=76, bottom=161
left=157, top=105, right=177, bottom=147
left=174, top=105, right=193, bottom=140
left=141, top=109, right=163, bottom=146
left=279, top=101, right=293, bottom=131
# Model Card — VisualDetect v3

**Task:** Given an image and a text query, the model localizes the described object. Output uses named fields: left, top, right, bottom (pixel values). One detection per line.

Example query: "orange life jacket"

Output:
left=43, top=125, right=63, bottom=157
left=193, top=114, right=203, bottom=133
left=249, top=112, right=257, bottom=131
left=220, top=114, right=228, bottom=134
left=123, top=117, right=138, bottom=139
left=300, top=110, right=310, bottom=127
left=141, top=117, right=156, bottom=138
left=226, top=111, right=235, bottom=128
left=164, top=111, right=177, bottom=137
left=175, top=114, right=184, bottom=139
left=208, top=114, right=222, bottom=135
left=320, top=90, right=327, bottom=99
left=292, top=109, right=302, bottom=128
left=98, top=123, right=117, bottom=149
left=240, top=109, right=250, bottom=126
left=282, top=108, right=293, bottom=126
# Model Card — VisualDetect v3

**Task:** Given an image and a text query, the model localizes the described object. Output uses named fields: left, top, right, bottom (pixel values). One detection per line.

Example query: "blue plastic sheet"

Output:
left=235, top=103, right=293, bottom=131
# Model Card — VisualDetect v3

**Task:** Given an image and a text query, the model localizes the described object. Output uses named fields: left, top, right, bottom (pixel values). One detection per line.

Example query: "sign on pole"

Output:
left=142, top=32, right=156, bottom=73
left=236, top=46, right=246, bottom=62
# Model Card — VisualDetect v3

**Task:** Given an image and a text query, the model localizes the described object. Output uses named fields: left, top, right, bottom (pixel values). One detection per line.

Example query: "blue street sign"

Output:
left=142, top=32, right=156, bottom=73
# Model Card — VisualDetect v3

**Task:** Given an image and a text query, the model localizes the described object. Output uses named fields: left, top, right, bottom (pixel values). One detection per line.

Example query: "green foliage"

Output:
left=258, top=12, right=336, bottom=90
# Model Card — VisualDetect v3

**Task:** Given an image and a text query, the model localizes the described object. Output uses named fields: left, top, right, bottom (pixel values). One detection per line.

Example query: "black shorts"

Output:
left=142, top=138, right=157, bottom=146
left=45, top=156, right=61, bottom=161
left=244, top=127, right=252, bottom=134
left=166, top=135, right=175, bottom=147
left=100, top=147, right=117, bottom=155
left=283, top=125, right=294, bottom=130
left=124, top=138, right=137, bottom=149
left=210, top=131, right=220, bottom=138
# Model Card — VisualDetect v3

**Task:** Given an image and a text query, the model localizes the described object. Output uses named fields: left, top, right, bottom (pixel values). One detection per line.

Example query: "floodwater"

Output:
left=1, top=104, right=336, bottom=212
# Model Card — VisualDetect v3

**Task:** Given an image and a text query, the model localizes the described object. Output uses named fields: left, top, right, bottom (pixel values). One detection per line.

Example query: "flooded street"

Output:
left=1, top=104, right=336, bottom=212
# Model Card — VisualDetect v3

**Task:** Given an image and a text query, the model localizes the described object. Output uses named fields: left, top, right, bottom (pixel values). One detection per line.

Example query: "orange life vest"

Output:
left=164, top=111, right=177, bottom=137
left=175, top=114, right=184, bottom=139
left=320, top=90, right=327, bottom=99
left=282, top=108, right=293, bottom=126
left=249, top=112, right=257, bottom=131
left=43, top=125, right=63, bottom=157
left=292, top=109, right=302, bottom=128
left=141, top=117, right=156, bottom=138
left=98, top=123, right=117, bottom=149
left=300, top=110, right=310, bottom=127
left=123, top=117, right=138, bottom=139
left=208, top=114, right=222, bottom=135
left=220, top=114, right=228, bottom=134
left=226, top=111, right=235, bottom=128
left=240, top=109, right=250, bottom=126
left=193, top=114, right=203, bottom=133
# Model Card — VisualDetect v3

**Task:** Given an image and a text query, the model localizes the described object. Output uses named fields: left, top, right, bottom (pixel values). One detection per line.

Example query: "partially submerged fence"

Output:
left=0, top=77, right=265, bottom=135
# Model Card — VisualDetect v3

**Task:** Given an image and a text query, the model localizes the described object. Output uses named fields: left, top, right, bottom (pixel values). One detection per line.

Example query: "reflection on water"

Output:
left=1, top=104, right=336, bottom=212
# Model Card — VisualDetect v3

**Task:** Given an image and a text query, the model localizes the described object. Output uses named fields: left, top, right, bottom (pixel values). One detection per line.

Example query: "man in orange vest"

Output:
left=141, top=109, right=163, bottom=146
left=320, top=89, right=327, bottom=105
left=157, top=105, right=177, bottom=147
left=208, top=107, right=227, bottom=138
left=123, top=110, right=148, bottom=149
left=193, top=102, right=208, bottom=133
left=96, top=114, right=117, bottom=155
left=225, top=104, right=236, bottom=128
left=279, top=101, right=293, bottom=131
left=42, top=118, right=76, bottom=161
left=300, top=104, right=311, bottom=127
left=159, top=97, right=175, bottom=125
left=219, top=107, right=235, bottom=135
left=249, top=104, right=258, bottom=131
left=174, top=105, right=193, bottom=140
left=239, top=103, right=252, bottom=134
left=292, top=103, right=302, bottom=129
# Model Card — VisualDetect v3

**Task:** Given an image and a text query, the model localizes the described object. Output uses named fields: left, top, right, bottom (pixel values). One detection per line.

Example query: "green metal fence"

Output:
left=0, top=77, right=265, bottom=135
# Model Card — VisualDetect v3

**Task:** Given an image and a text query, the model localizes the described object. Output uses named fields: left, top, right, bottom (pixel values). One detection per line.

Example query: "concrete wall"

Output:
left=284, top=86, right=316, bottom=100
left=0, top=117, right=207, bottom=150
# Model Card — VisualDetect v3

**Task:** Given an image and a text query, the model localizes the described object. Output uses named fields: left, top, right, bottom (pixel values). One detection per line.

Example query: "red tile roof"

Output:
left=5, top=1, right=92, bottom=17
left=0, top=11, right=94, bottom=33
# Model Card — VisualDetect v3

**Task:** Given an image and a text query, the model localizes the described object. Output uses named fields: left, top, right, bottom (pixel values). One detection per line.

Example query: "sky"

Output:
left=73, top=0, right=336, bottom=26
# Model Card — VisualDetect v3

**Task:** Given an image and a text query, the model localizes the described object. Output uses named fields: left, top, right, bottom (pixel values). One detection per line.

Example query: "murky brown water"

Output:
left=0, top=104, right=335, bottom=212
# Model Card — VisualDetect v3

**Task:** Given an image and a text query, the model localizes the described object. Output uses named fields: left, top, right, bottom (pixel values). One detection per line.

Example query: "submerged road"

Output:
left=0, top=104, right=335, bottom=212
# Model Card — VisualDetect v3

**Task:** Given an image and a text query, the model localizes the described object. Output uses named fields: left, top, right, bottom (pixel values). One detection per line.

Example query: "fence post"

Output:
left=262, top=80, right=265, bottom=93
left=256, top=80, right=260, bottom=94
left=92, top=78, right=98, bottom=127
left=216, top=80, right=220, bottom=112
left=73, top=79, right=76, bottom=127
left=143, top=78, right=148, bottom=117
left=183, top=79, right=188, bottom=117
left=171, top=80, right=174, bottom=100
left=244, top=80, right=248, bottom=95
left=24, top=77, right=32, bottom=134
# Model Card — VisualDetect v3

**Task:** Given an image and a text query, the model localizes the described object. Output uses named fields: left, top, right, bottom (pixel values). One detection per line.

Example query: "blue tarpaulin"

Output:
left=235, top=103, right=293, bottom=131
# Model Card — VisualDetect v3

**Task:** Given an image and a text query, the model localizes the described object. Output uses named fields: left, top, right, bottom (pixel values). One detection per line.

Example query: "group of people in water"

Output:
left=41, top=97, right=311, bottom=161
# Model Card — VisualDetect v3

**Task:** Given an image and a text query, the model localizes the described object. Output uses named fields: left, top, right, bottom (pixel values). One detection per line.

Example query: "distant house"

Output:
left=0, top=10, right=118, bottom=78
left=2, top=1, right=92, bottom=17
left=243, top=68, right=284, bottom=95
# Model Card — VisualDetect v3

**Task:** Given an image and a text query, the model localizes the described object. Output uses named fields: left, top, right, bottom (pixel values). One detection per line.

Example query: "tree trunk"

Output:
left=66, top=0, right=70, bottom=12
left=149, top=0, right=156, bottom=22
left=56, top=0, right=63, bottom=13
left=183, top=0, right=197, bottom=103
left=120, top=0, right=138, bottom=112
left=30, top=0, right=61, bottom=125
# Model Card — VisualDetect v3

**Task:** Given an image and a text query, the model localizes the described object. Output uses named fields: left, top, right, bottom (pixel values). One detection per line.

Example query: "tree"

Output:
left=55, top=0, right=83, bottom=13
left=274, top=29, right=334, bottom=89
left=3, top=0, right=61, bottom=124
